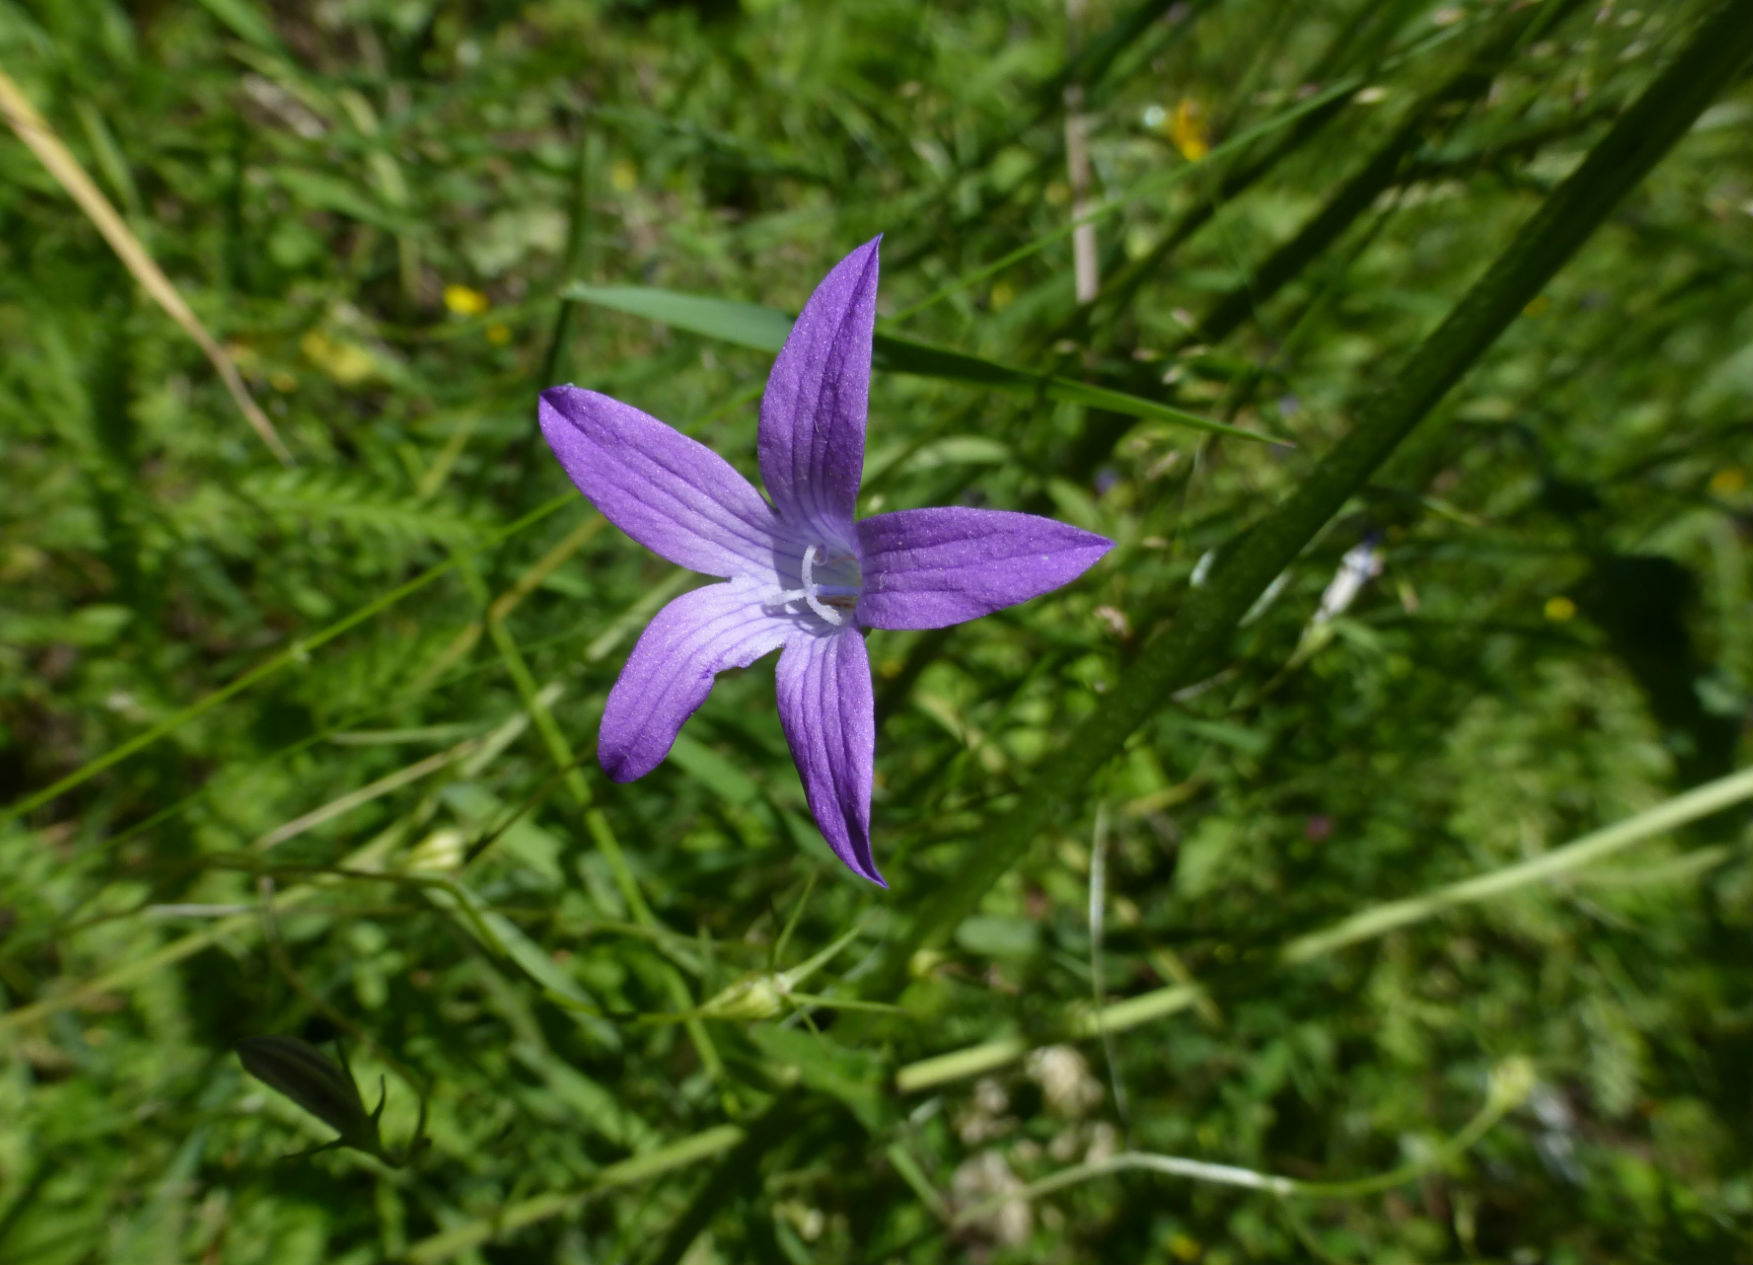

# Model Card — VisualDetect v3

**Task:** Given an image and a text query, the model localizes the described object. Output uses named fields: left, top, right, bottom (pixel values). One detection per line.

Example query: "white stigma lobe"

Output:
left=768, top=542, right=860, bottom=627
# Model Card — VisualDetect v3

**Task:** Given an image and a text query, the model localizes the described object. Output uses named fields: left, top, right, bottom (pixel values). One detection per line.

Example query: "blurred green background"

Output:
left=2, top=0, right=1750, bottom=1261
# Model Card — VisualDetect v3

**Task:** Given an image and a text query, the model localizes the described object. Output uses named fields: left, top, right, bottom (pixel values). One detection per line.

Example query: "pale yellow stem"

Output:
left=0, top=65, right=292, bottom=463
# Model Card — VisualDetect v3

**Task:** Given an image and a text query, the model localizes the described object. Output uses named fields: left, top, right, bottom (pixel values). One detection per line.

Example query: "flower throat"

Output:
left=772, top=543, right=861, bottom=627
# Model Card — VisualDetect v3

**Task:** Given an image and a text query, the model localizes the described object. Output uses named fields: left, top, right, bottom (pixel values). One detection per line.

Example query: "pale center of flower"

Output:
left=770, top=543, right=862, bottom=627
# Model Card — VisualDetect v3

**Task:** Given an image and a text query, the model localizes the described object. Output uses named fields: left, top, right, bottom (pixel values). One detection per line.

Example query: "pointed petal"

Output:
left=775, top=629, right=883, bottom=886
left=856, top=506, right=1113, bottom=631
left=600, top=579, right=789, bottom=782
left=758, top=237, right=880, bottom=544
left=541, top=385, right=784, bottom=578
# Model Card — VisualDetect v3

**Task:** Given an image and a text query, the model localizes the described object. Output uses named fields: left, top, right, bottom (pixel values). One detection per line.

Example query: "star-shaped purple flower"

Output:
left=539, top=237, right=1112, bottom=886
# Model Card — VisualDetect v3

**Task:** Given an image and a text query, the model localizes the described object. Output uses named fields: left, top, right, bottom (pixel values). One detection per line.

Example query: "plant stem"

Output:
left=400, top=1124, right=747, bottom=1264
left=895, top=763, right=1753, bottom=1094
left=865, top=0, right=1753, bottom=1000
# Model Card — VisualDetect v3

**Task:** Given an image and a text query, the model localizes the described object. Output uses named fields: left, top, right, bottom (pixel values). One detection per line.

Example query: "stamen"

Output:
left=804, top=595, right=844, bottom=625
left=800, top=544, right=844, bottom=626
left=766, top=543, right=859, bottom=625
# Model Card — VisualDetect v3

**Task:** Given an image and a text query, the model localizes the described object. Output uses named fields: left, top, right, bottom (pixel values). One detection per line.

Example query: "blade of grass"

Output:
left=1054, top=0, right=1210, bottom=110
left=1182, top=0, right=1590, bottom=352
left=2, top=494, right=575, bottom=823
left=562, top=285, right=1267, bottom=442
left=644, top=1102, right=802, bottom=1265
left=0, top=698, right=545, bottom=1031
left=1063, top=0, right=1098, bottom=305
left=0, top=65, right=292, bottom=463
left=401, top=1124, right=747, bottom=1264
left=450, top=549, right=726, bottom=1083
left=896, top=762, right=1753, bottom=1093
left=541, top=124, right=600, bottom=390
left=252, top=743, right=470, bottom=852
left=875, top=1062, right=1529, bottom=1262
left=864, top=0, right=1753, bottom=1002
left=889, top=5, right=1498, bottom=325
left=0, top=828, right=403, bottom=1035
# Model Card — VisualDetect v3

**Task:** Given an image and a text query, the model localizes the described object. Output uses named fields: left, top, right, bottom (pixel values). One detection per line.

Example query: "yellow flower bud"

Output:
left=443, top=284, right=490, bottom=317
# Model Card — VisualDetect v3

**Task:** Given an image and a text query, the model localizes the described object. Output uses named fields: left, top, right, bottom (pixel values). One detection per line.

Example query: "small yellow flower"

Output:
left=1709, top=466, right=1746, bottom=497
left=486, top=322, right=512, bottom=346
left=1167, top=98, right=1210, bottom=162
left=1544, top=595, right=1576, bottom=623
left=989, top=281, right=1015, bottom=311
left=609, top=158, right=638, bottom=193
left=1168, top=1231, right=1202, bottom=1261
left=443, top=284, right=490, bottom=317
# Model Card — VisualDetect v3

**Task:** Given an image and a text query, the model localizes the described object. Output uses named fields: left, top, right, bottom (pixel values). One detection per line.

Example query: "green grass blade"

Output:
left=2, top=495, right=576, bottom=824
left=863, top=0, right=1753, bottom=1000
left=562, top=285, right=792, bottom=352
left=400, top=1124, right=748, bottom=1263
left=561, top=284, right=1262, bottom=440
left=897, top=763, right=1753, bottom=1093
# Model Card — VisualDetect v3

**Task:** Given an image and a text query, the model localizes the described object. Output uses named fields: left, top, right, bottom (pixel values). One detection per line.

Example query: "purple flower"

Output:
left=539, top=238, right=1112, bottom=886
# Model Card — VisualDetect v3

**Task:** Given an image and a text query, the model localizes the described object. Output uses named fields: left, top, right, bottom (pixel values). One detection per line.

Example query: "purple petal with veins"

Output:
left=599, top=579, right=791, bottom=782
left=856, top=507, right=1113, bottom=631
left=540, top=386, right=783, bottom=579
left=775, top=628, right=881, bottom=886
left=758, top=236, right=879, bottom=548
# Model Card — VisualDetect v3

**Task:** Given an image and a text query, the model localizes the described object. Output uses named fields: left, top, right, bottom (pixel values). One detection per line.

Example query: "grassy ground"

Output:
left=2, top=1, right=1751, bottom=1261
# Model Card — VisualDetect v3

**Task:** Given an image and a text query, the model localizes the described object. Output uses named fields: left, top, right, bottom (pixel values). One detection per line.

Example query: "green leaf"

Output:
left=562, top=283, right=1266, bottom=441
left=563, top=286, right=793, bottom=351
left=744, top=1026, right=890, bottom=1132
left=190, top=0, right=283, bottom=52
left=439, top=783, right=565, bottom=883
left=270, top=166, right=417, bottom=235
left=954, top=915, right=1042, bottom=959
left=423, top=878, right=601, bottom=1014
left=508, top=1044, right=663, bottom=1151
left=873, top=331, right=1267, bottom=442
left=668, top=734, right=764, bottom=807
left=869, top=434, right=1012, bottom=475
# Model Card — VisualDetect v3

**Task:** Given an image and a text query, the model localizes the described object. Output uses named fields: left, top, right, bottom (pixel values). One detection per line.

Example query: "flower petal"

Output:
left=775, top=629, right=883, bottom=886
left=855, top=506, right=1113, bottom=630
left=600, top=579, right=789, bottom=782
left=541, top=385, right=784, bottom=578
left=758, top=237, right=881, bottom=545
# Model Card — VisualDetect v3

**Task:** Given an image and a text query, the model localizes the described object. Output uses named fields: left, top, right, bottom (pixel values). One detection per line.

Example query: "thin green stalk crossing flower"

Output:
left=539, top=238, right=1112, bottom=884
